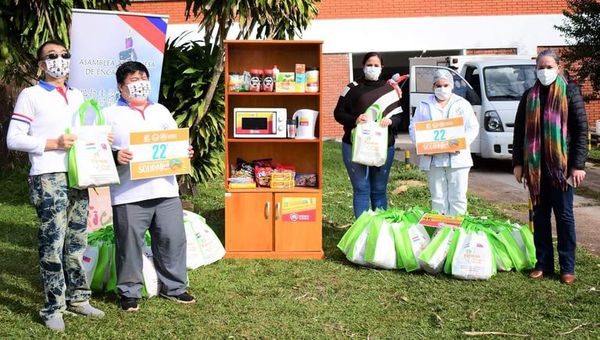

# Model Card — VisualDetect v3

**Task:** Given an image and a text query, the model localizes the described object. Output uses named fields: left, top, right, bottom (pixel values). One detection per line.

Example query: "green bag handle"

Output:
left=365, top=103, right=383, bottom=122
left=443, top=227, right=462, bottom=275
left=364, top=216, right=385, bottom=262
left=390, top=223, right=405, bottom=269
left=77, top=99, right=105, bottom=126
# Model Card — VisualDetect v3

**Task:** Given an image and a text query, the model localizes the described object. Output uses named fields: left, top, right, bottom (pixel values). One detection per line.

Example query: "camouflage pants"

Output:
left=28, top=172, right=91, bottom=321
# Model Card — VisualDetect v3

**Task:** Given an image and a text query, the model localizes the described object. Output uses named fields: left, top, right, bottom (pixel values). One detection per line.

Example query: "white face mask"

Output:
left=434, top=86, right=452, bottom=101
left=364, top=66, right=382, bottom=81
left=126, top=80, right=151, bottom=101
left=44, top=57, right=70, bottom=79
left=537, top=68, right=558, bottom=86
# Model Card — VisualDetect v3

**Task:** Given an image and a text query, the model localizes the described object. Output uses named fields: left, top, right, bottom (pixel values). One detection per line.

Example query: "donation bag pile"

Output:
left=338, top=208, right=537, bottom=280
left=84, top=210, right=225, bottom=297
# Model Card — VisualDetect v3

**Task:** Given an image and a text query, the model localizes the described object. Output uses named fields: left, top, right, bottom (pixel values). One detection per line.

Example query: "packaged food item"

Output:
left=228, top=177, right=255, bottom=183
left=306, top=67, right=319, bottom=93
left=229, top=182, right=257, bottom=189
left=241, top=71, right=251, bottom=92
left=230, top=158, right=254, bottom=178
left=228, top=72, right=242, bottom=92
left=295, top=64, right=306, bottom=92
left=272, top=64, right=280, bottom=91
left=295, top=173, right=317, bottom=187
left=249, top=69, right=262, bottom=92
left=253, top=159, right=273, bottom=187
left=262, top=69, right=274, bottom=92
left=275, top=72, right=296, bottom=93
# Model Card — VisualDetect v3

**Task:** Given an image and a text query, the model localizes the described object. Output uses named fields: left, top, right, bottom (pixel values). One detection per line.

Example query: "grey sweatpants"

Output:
left=113, top=197, right=187, bottom=298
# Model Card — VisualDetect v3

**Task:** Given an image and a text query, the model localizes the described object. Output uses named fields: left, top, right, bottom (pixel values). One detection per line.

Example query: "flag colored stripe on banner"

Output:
left=118, top=15, right=166, bottom=53
left=147, top=16, right=167, bottom=34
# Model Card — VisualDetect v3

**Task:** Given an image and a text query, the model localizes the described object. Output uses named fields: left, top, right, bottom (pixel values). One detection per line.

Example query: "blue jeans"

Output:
left=342, top=143, right=395, bottom=218
left=532, top=175, right=576, bottom=274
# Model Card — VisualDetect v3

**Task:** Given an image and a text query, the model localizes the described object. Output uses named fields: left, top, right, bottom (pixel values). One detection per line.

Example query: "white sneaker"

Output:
left=44, top=314, right=65, bottom=332
left=67, top=302, right=105, bottom=318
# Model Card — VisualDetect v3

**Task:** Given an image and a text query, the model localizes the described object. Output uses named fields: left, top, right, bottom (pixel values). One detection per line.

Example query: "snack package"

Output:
left=252, top=159, right=273, bottom=187
left=295, top=173, right=317, bottom=187
left=230, top=158, right=254, bottom=179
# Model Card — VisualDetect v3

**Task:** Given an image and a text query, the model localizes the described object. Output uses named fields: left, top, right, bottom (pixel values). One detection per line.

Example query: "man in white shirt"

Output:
left=104, top=61, right=195, bottom=312
left=6, top=40, right=105, bottom=332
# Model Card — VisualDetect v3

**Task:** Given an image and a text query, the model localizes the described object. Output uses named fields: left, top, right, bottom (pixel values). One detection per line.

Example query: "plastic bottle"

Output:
left=272, top=64, right=280, bottom=91
left=249, top=69, right=261, bottom=92
left=306, top=67, right=319, bottom=93
left=262, top=69, right=274, bottom=92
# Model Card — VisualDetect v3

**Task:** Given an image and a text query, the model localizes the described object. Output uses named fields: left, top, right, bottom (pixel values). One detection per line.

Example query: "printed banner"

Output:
left=87, top=187, right=113, bottom=232
left=281, top=197, right=317, bottom=222
left=418, top=213, right=464, bottom=229
left=414, top=117, right=466, bottom=155
left=69, top=9, right=168, bottom=107
left=129, top=128, right=191, bottom=180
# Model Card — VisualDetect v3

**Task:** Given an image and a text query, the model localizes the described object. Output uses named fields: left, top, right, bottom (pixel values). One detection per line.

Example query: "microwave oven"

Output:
left=234, top=108, right=287, bottom=138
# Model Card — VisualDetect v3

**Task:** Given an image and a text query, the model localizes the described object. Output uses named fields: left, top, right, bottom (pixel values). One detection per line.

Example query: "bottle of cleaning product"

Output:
left=272, top=64, right=280, bottom=91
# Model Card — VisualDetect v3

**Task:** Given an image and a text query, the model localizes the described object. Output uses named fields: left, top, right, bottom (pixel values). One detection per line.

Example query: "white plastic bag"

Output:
left=184, top=210, right=225, bottom=267
left=451, top=230, right=495, bottom=280
left=82, top=245, right=99, bottom=285
left=142, top=246, right=161, bottom=298
left=184, top=222, right=204, bottom=270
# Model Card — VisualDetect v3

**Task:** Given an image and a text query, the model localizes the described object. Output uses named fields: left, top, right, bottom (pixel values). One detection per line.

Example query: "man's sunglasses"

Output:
left=41, top=52, right=71, bottom=61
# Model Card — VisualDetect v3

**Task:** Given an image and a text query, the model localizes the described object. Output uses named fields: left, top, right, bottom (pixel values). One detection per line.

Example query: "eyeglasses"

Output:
left=41, top=52, right=71, bottom=61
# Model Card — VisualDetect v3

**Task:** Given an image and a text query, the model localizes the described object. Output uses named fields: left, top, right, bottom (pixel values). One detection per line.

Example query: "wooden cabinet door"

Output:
left=225, top=192, right=273, bottom=251
left=273, top=193, right=322, bottom=252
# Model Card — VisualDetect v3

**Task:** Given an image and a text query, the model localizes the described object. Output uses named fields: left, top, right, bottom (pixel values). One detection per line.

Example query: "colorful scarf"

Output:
left=524, top=75, right=569, bottom=206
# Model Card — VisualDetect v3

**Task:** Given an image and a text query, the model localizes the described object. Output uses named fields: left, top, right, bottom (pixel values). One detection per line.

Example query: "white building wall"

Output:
left=167, top=14, right=567, bottom=56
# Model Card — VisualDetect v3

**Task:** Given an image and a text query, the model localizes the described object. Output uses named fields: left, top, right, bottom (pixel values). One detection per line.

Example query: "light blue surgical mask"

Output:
left=364, top=66, right=382, bottom=81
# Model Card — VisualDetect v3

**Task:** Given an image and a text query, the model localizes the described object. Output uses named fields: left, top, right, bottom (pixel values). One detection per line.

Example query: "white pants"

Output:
left=427, top=166, right=470, bottom=216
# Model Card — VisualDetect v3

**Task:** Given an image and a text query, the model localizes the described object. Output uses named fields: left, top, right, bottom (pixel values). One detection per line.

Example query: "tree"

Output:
left=0, top=0, right=130, bottom=170
left=167, top=0, right=319, bottom=190
left=0, top=0, right=130, bottom=86
left=555, top=0, right=600, bottom=96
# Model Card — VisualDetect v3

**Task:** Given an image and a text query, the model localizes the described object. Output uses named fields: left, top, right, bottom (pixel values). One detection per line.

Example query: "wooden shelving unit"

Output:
left=223, top=40, right=324, bottom=259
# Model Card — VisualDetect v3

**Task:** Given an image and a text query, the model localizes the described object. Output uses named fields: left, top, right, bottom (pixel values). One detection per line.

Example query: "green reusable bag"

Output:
left=90, top=241, right=110, bottom=292
left=66, top=99, right=118, bottom=189
left=390, top=223, right=405, bottom=270
left=418, top=227, right=454, bottom=274
left=337, top=210, right=375, bottom=257
left=364, top=215, right=386, bottom=262
left=495, top=224, right=528, bottom=271
left=443, top=226, right=464, bottom=275
left=516, top=224, right=537, bottom=269
left=104, top=245, right=118, bottom=294
left=350, top=106, right=388, bottom=167
left=485, top=229, right=514, bottom=272
left=394, top=216, right=430, bottom=272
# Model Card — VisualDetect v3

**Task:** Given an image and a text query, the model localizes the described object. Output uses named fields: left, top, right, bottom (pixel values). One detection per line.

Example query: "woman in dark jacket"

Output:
left=512, top=49, right=588, bottom=285
left=334, top=52, right=403, bottom=218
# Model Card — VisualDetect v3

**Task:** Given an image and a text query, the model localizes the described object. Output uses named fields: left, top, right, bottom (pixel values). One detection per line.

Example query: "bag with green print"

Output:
left=67, top=99, right=119, bottom=189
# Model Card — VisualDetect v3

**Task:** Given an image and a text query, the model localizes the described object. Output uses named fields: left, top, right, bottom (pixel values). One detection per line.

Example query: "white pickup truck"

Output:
left=409, top=55, right=536, bottom=159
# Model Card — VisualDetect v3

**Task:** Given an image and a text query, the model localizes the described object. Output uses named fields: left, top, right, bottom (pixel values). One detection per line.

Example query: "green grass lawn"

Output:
left=589, top=146, right=600, bottom=165
left=0, top=141, right=598, bottom=338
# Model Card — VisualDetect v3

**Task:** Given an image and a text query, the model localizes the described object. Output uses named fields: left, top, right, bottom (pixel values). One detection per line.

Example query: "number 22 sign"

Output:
left=414, top=117, right=467, bottom=155
left=128, top=128, right=191, bottom=180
